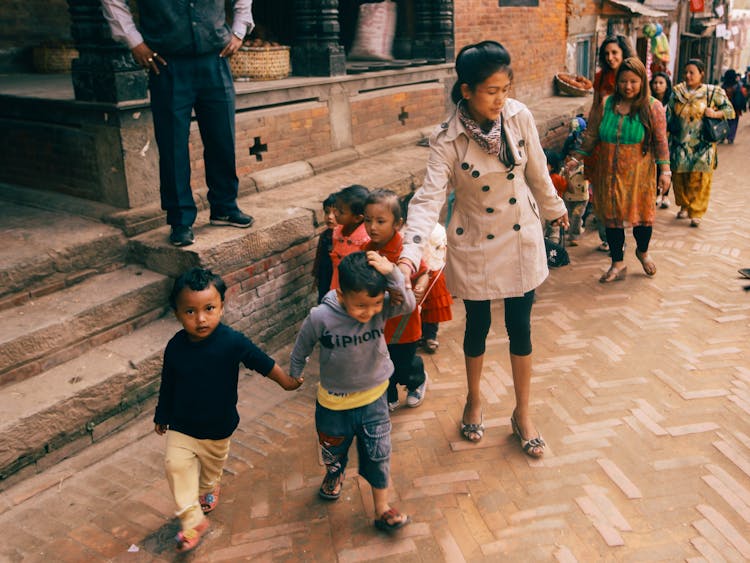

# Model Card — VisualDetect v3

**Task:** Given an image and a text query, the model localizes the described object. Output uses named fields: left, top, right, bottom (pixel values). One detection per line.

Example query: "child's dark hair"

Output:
left=336, top=184, right=370, bottom=216
left=365, top=189, right=403, bottom=223
left=323, top=191, right=337, bottom=209
left=451, top=41, right=513, bottom=104
left=169, top=267, right=227, bottom=309
left=543, top=149, right=563, bottom=172
left=338, top=252, right=388, bottom=297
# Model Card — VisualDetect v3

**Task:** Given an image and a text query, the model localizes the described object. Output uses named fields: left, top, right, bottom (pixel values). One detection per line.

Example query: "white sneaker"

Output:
left=406, top=374, right=428, bottom=408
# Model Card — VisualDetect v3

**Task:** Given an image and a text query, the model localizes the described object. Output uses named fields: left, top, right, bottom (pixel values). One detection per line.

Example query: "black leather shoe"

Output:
left=209, top=210, right=254, bottom=228
left=169, top=225, right=195, bottom=247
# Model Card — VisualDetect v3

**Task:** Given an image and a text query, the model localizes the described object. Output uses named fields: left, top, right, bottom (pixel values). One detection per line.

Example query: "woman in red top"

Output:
left=587, top=35, right=635, bottom=251
left=362, top=189, right=428, bottom=411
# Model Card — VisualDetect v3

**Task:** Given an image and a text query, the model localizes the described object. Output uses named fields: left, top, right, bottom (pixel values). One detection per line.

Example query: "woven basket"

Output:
left=229, top=46, right=290, bottom=81
left=554, top=73, right=593, bottom=97
left=33, top=45, right=79, bottom=73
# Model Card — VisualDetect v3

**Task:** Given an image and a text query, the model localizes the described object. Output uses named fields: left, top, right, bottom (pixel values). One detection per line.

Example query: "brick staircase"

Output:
left=0, top=201, right=178, bottom=487
left=0, top=129, right=436, bottom=490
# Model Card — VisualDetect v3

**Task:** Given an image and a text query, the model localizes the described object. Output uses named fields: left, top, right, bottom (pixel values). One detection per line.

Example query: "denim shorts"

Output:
left=315, top=391, right=391, bottom=489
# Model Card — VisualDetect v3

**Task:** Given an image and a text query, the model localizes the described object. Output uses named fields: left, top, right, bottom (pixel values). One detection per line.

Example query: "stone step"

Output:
left=0, top=265, right=171, bottom=387
left=0, top=315, right=179, bottom=486
left=0, top=201, right=127, bottom=310
left=128, top=140, right=431, bottom=278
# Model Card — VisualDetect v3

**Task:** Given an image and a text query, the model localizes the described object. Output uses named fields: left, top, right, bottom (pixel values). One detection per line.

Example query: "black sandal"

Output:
left=318, top=471, right=344, bottom=500
left=460, top=409, right=484, bottom=442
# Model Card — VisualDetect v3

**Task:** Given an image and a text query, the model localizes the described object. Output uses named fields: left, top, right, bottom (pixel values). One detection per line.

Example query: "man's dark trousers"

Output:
left=149, top=52, right=240, bottom=228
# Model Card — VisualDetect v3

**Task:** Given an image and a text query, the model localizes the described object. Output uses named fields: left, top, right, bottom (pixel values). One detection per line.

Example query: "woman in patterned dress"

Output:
left=569, top=57, right=671, bottom=282
left=668, top=59, right=735, bottom=227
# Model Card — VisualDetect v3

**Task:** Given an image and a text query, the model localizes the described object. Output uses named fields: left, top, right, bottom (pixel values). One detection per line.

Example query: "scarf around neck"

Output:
left=458, top=102, right=515, bottom=167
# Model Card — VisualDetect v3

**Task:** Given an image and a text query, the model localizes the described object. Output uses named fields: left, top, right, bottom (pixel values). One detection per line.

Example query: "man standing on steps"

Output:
left=101, top=0, right=255, bottom=247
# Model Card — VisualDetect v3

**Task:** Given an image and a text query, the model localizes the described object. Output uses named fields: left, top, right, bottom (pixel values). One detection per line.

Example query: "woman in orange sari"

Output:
left=570, top=57, right=671, bottom=283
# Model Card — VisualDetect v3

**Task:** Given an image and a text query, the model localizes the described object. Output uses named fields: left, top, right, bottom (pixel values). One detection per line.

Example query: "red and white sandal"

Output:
left=199, top=485, right=220, bottom=514
left=175, top=517, right=209, bottom=552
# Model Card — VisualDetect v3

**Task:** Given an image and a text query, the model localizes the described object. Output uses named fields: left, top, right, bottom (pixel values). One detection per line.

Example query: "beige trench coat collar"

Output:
left=443, top=98, right=527, bottom=164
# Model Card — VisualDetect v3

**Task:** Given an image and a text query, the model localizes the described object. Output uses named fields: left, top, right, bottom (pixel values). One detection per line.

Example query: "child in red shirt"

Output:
left=362, top=189, right=428, bottom=411
left=330, top=185, right=370, bottom=290
left=544, top=150, right=567, bottom=244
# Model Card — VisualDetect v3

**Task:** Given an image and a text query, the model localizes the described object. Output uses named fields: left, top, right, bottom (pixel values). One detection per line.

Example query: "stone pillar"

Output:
left=413, top=0, right=434, bottom=59
left=413, top=0, right=454, bottom=62
left=434, top=0, right=455, bottom=62
left=67, top=0, right=147, bottom=103
left=292, top=0, right=346, bottom=76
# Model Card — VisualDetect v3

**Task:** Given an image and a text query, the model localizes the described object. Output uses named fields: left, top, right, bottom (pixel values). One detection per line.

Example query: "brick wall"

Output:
left=188, top=101, right=332, bottom=186
left=0, top=119, right=104, bottom=202
left=221, top=237, right=319, bottom=352
left=350, top=84, right=446, bottom=146
left=453, top=0, right=568, bottom=100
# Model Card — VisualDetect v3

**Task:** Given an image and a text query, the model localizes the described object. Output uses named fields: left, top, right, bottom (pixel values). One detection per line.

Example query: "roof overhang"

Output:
left=606, top=0, right=669, bottom=18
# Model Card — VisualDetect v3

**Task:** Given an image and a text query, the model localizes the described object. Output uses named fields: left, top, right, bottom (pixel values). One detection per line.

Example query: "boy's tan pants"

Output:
left=165, top=430, right=231, bottom=530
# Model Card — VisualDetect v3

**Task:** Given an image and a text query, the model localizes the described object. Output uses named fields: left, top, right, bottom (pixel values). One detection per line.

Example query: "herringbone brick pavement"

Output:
left=0, top=121, right=748, bottom=562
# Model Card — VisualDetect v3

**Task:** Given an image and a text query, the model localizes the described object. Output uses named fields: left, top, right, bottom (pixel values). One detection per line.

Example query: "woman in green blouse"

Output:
left=668, top=59, right=735, bottom=227
left=569, top=57, right=671, bottom=283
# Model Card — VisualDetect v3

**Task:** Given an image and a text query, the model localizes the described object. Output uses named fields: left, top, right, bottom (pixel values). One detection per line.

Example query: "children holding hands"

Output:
left=290, top=251, right=415, bottom=532
left=155, top=267, right=301, bottom=552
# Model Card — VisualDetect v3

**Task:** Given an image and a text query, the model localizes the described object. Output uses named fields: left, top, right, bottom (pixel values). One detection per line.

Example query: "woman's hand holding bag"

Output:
left=701, top=88, right=729, bottom=143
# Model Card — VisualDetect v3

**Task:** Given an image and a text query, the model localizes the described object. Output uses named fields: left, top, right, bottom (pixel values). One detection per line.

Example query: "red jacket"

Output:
left=363, top=232, right=427, bottom=344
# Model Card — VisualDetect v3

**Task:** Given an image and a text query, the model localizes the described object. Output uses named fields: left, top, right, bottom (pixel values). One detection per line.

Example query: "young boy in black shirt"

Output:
left=155, top=267, right=301, bottom=552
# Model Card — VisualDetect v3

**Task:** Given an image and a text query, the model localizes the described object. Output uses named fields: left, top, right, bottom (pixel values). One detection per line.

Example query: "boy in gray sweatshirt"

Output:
left=290, top=251, right=415, bottom=532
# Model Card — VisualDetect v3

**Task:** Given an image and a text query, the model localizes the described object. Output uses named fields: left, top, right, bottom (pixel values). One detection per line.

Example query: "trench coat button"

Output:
left=471, top=170, right=480, bottom=178
left=509, top=197, right=517, bottom=204
left=518, top=140, right=525, bottom=147
left=513, top=224, right=521, bottom=231
left=413, top=235, right=422, bottom=244
left=486, top=207, right=494, bottom=213
left=441, top=122, right=448, bottom=129
left=487, top=234, right=495, bottom=240
left=456, top=227, right=464, bottom=235
left=482, top=185, right=490, bottom=192
left=507, top=172, right=515, bottom=180
left=461, top=162, right=470, bottom=170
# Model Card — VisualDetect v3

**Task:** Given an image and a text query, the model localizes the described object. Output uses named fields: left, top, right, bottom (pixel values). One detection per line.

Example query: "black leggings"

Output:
left=463, top=291, right=534, bottom=358
left=605, top=226, right=652, bottom=262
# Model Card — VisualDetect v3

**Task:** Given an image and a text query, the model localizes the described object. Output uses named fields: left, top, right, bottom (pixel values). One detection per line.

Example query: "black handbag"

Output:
left=701, top=87, right=729, bottom=143
left=545, top=227, right=570, bottom=268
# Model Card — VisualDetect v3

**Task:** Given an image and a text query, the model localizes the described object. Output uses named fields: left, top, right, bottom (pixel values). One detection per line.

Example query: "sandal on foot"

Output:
left=690, top=218, right=701, bottom=228
left=199, top=485, right=220, bottom=514
left=596, top=241, right=610, bottom=252
left=460, top=409, right=484, bottom=443
left=599, top=265, right=627, bottom=283
left=175, top=518, right=209, bottom=552
left=635, top=249, right=656, bottom=276
left=423, top=338, right=439, bottom=354
left=318, top=471, right=344, bottom=500
left=374, top=507, right=411, bottom=532
left=676, top=209, right=688, bottom=219
left=510, top=412, right=546, bottom=458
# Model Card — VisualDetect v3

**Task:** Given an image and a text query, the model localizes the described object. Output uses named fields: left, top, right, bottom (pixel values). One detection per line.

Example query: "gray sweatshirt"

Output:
left=290, top=268, right=416, bottom=394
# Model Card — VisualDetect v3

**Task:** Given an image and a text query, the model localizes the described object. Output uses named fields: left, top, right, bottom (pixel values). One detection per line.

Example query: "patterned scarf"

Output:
left=458, top=102, right=514, bottom=166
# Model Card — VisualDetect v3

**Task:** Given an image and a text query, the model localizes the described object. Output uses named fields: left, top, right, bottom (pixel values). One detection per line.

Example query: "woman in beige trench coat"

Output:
left=398, top=41, right=568, bottom=457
